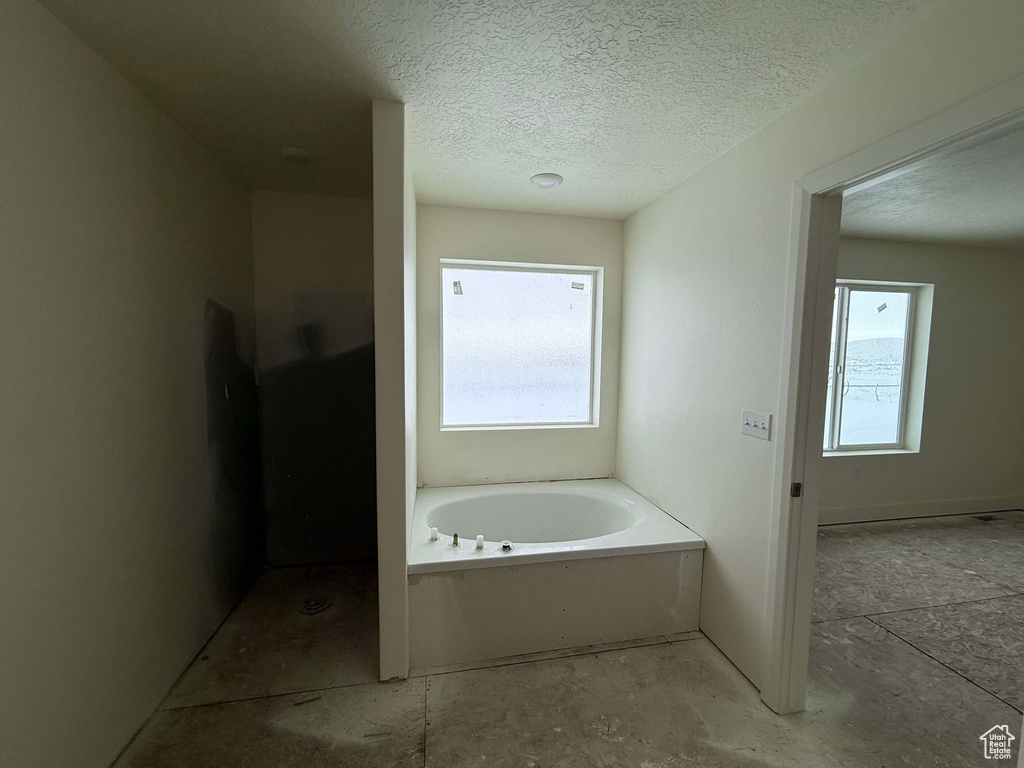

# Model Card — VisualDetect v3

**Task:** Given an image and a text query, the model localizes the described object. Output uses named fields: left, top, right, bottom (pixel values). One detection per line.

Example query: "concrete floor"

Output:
left=813, top=509, right=1024, bottom=716
left=115, top=513, right=1024, bottom=767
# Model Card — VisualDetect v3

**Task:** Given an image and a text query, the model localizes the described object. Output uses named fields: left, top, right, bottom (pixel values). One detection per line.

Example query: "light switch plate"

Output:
left=741, top=410, right=772, bottom=441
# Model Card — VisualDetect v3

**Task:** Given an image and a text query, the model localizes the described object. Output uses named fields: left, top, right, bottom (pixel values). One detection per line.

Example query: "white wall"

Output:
left=404, top=165, right=419, bottom=551
left=372, top=100, right=416, bottom=680
left=417, top=205, right=623, bottom=487
left=252, top=191, right=373, bottom=372
left=0, top=1, right=255, bottom=766
left=251, top=191, right=377, bottom=564
left=820, top=238, right=1024, bottom=524
left=616, top=0, right=1023, bottom=687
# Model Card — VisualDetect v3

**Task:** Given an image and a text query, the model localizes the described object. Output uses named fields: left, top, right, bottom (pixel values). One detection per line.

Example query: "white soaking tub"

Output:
left=409, top=478, right=703, bottom=574
left=407, top=479, right=704, bottom=670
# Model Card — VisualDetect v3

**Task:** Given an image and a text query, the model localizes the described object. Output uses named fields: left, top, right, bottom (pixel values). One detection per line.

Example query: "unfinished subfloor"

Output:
left=814, top=508, right=1024, bottom=714
left=115, top=513, right=1024, bottom=767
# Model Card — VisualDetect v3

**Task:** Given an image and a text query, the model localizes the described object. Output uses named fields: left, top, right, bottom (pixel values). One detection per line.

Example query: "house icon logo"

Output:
left=979, top=725, right=1015, bottom=760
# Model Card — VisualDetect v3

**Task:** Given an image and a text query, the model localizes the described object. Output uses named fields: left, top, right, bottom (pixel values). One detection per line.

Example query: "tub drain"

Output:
left=300, top=595, right=331, bottom=615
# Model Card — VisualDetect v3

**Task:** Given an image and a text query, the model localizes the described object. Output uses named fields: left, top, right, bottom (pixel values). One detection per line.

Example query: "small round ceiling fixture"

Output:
left=530, top=172, right=563, bottom=189
left=280, top=147, right=317, bottom=166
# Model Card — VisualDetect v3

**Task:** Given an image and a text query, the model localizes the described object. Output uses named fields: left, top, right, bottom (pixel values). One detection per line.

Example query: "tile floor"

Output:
left=115, top=512, right=1024, bottom=767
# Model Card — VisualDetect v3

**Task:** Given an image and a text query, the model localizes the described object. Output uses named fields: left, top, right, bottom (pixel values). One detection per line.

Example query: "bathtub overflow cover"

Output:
left=500, top=540, right=513, bottom=552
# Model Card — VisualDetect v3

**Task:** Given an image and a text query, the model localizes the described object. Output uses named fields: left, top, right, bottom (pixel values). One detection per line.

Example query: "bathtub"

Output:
left=407, top=479, right=704, bottom=670
left=409, top=478, right=703, bottom=573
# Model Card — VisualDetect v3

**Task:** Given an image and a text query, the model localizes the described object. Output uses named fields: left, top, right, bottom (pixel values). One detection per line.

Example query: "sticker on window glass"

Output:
left=571, top=281, right=585, bottom=290
left=877, top=302, right=887, bottom=313
left=452, top=280, right=463, bottom=295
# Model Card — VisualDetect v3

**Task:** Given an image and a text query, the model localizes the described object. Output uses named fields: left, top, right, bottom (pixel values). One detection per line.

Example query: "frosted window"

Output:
left=823, top=283, right=915, bottom=451
left=441, top=264, right=597, bottom=427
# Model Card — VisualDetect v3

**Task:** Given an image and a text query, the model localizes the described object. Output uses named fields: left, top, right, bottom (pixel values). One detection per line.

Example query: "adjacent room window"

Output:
left=440, top=260, right=601, bottom=429
left=823, top=282, right=916, bottom=452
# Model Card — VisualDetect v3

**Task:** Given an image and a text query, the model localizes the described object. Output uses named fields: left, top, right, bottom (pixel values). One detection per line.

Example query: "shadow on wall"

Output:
left=259, top=292, right=377, bottom=566
left=204, top=300, right=264, bottom=598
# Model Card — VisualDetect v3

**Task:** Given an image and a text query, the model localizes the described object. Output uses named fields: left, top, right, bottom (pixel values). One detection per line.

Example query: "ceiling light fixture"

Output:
left=530, top=172, right=563, bottom=189
left=280, top=147, right=317, bottom=166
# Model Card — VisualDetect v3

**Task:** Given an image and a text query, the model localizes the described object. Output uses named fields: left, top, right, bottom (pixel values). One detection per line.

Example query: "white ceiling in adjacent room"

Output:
left=40, top=0, right=941, bottom=218
left=842, top=127, right=1024, bottom=249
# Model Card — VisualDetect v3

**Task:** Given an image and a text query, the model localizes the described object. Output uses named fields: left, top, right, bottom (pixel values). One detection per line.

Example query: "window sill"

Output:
left=823, top=447, right=918, bottom=458
left=441, top=422, right=599, bottom=433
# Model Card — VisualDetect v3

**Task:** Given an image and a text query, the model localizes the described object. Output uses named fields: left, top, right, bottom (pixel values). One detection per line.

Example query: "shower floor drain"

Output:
left=300, top=595, right=331, bottom=615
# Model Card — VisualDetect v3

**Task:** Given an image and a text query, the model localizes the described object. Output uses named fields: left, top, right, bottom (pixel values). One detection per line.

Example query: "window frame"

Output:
left=823, top=280, right=917, bottom=454
left=438, top=258, right=603, bottom=431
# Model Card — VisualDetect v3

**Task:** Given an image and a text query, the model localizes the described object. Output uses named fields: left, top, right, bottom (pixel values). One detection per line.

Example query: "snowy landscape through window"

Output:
left=824, top=283, right=917, bottom=451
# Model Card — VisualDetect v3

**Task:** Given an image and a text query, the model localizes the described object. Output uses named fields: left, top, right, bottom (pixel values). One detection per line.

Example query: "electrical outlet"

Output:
left=741, top=410, right=772, bottom=441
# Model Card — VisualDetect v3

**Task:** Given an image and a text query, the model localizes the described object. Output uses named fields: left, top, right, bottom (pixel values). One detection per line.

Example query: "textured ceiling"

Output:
left=40, top=0, right=940, bottom=218
left=842, top=127, right=1024, bottom=249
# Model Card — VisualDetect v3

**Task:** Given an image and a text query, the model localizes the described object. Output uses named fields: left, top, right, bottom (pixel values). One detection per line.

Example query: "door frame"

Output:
left=761, top=75, right=1024, bottom=714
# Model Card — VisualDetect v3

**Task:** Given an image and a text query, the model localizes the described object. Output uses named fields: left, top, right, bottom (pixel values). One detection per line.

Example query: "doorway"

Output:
left=762, top=76, right=1024, bottom=715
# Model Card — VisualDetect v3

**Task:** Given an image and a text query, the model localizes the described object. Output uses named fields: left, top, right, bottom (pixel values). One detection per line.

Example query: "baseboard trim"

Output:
left=819, top=495, right=1024, bottom=525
